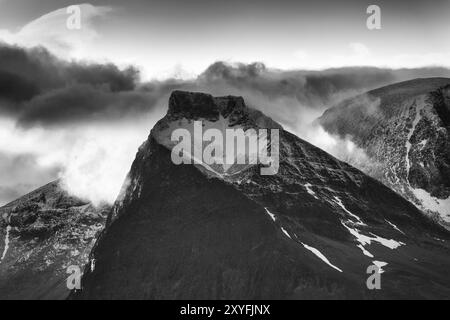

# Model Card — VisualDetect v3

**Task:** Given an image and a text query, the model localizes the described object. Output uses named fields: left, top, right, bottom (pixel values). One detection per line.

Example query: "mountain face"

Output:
left=0, top=181, right=108, bottom=299
left=76, top=91, right=450, bottom=299
left=318, top=78, right=450, bottom=226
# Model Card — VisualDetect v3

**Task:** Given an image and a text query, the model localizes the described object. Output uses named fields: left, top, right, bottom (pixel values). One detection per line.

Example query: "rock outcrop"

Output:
left=0, top=181, right=108, bottom=299
left=319, top=78, right=450, bottom=225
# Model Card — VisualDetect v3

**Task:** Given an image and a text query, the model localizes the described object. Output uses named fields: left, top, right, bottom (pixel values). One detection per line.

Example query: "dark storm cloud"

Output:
left=0, top=44, right=138, bottom=93
left=0, top=43, right=158, bottom=126
left=194, top=61, right=450, bottom=128
left=19, top=85, right=150, bottom=126
left=2, top=43, right=450, bottom=128
left=199, top=61, right=450, bottom=108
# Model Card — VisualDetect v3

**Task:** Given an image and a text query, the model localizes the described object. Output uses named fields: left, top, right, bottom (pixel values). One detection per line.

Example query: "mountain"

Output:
left=0, top=181, right=108, bottom=299
left=318, top=78, right=450, bottom=226
left=76, top=91, right=450, bottom=299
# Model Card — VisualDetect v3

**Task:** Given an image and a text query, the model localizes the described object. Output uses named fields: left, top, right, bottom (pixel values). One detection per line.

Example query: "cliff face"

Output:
left=77, top=91, right=450, bottom=299
left=319, top=78, right=450, bottom=225
left=0, top=181, right=108, bottom=299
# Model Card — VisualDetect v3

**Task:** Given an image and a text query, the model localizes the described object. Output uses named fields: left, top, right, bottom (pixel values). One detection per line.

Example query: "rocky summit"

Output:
left=0, top=181, right=108, bottom=299
left=75, top=90, right=450, bottom=299
left=319, top=78, right=450, bottom=226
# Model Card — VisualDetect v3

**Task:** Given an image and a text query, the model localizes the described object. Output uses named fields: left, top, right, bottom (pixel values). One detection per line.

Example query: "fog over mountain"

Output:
left=2, top=42, right=450, bottom=206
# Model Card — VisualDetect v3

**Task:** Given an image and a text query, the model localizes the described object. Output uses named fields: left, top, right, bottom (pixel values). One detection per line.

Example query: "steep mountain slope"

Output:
left=318, top=78, right=450, bottom=226
left=0, top=181, right=108, bottom=299
left=77, top=91, right=450, bottom=299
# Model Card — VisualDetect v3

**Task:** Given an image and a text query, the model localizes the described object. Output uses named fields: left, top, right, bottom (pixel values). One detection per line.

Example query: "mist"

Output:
left=1, top=44, right=450, bottom=206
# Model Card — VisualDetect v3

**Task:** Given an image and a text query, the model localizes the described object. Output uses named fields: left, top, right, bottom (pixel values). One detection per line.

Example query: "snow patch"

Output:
left=1, top=225, right=11, bottom=262
left=90, top=258, right=96, bottom=272
left=333, top=196, right=366, bottom=226
left=304, top=183, right=318, bottom=199
left=281, top=227, right=292, bottom=239
left=418, top=139, right=428, bottom=150
left=342, top=222, right=404, bottom=250
left=385, top=219, right=405, bottom=235
left=411, top=188, right=450, bottom=222
left=405, top=99, right=424, bottom=180
left=357, top=244, right=374, bottom=258
left=264, top=208, right=276, bottom=222
left=264, top=208, right=292, bottom=240
left=372, top=261, right=388, bottom=274
left=301, top=242, right=343, bottom=273
left=153, top=116, right=265, bottom=177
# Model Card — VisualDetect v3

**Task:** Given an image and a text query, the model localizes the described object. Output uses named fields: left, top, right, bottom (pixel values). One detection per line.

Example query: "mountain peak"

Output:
left=168, top=91, right=219, bottom=120
left=165, top=90, right=281, bottom=130
left=149, top=91, right=282, bottom=179
left=0, top=180, right=108, bottom=299
left=75, top=89, right=450, bottom=300
left=167, top=90, right=248, bottom=123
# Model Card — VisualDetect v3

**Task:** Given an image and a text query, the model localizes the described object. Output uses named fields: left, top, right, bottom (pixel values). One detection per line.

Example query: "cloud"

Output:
left=58, top=123, right=154, bottom=206
left=0, top=3, right=112, bottom=59
left=195, top=61, right=450, bottom=130
left=303, top=42, right=372, bottom=68
left=0, top=117, right=155, bottom=206
left=0, top=151, right=61, bottom=206
left=301, top=124, right=384, bottom=179
left=0, top=43, right=138, bottom=94
left=293, top=43, right=450, bottom=70
left=2, top=45, right=450, bottom=128
left=0, top=43, right=180, bottom=205
left=387, top=52, right=450, bottom=69
left=1, top=44, right=450, bottom=206
left=18, top=84, right=149, bottom=126
left=293, top=50, right=308, bottom=60
left=349, top=43, right=370, bottom=56
left=0, top=43, right=172, bottom=127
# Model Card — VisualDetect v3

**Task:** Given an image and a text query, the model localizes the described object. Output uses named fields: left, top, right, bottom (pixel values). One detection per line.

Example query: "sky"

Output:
left=0, top=0, right=449, bottom=206
left=0, top=0, right=449, bottom=79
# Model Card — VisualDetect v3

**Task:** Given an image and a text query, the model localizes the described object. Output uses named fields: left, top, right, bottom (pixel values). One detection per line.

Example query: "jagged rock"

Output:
left=0, top=181, right=109, bottom=299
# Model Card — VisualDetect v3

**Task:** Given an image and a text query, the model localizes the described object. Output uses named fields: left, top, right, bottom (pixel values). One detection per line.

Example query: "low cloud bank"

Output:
left=1, top=44, right=449, bottom=205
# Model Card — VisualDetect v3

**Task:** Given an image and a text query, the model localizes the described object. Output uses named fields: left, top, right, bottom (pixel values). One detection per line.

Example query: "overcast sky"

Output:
left=1, top=0, right=449, bottom=79
left=0, top=0, right=449, bottom=206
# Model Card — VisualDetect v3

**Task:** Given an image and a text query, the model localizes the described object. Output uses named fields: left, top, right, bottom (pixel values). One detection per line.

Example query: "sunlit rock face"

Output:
left=76, top=91, right=450, bottom=300
left=0, top=181, right=108, bottom=299
left=319, top=78, right=450, bottom=226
